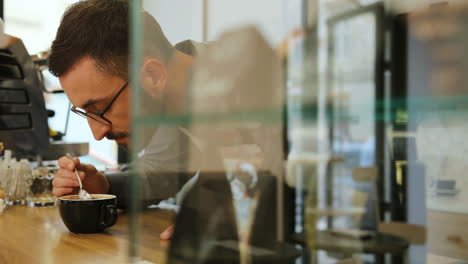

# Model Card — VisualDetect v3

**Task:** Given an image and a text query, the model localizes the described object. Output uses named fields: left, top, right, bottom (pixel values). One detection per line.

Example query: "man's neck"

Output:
left=165, top=50, right=194, bottom=114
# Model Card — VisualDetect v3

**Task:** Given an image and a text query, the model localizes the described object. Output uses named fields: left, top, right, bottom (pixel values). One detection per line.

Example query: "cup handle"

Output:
left=100, top=204, right=118, bottom=229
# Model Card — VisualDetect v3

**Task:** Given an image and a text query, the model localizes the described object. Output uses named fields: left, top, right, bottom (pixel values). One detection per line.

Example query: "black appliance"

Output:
left=0, top=34, right=49, bottom=158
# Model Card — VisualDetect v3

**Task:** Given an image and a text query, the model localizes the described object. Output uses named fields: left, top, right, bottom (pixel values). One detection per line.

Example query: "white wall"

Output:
left=143, top=0, right=204, bottom=45
left=4, top=0, right=75, bottom=54
left=207, top=0, right=287, bottom=46
left=143, top=0, right=288, bottom=48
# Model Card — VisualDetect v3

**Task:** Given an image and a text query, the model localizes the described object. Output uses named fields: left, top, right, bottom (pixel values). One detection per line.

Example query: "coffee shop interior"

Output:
left=1, top=0, right=468, bottom=263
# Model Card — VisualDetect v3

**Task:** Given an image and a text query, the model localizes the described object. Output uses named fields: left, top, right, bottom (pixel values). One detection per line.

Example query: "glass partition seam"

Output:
left=129, top=0, right=142, bottom=262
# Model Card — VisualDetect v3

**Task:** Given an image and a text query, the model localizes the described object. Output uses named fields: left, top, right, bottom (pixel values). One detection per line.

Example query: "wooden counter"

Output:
left=0, top=205, right=175, bottom=264
left=1, top=205, right=464, bottom=264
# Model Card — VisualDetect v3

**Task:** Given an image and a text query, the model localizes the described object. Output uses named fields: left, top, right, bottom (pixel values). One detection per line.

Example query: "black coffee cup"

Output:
left=59, top=194, right=118, bottom=233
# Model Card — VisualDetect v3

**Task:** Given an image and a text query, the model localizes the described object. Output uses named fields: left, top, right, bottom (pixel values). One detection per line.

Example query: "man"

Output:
left=50, top=0, right=284, bottom=242
left=49, top=0, right=198, bottom=240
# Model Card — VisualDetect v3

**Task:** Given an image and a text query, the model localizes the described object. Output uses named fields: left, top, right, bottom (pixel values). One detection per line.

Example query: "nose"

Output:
left=87, top=118, right=111, bottom=140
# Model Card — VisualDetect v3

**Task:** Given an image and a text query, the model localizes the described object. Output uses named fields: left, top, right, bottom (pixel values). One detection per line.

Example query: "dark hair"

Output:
left=49, top=0, right=174, bottom=78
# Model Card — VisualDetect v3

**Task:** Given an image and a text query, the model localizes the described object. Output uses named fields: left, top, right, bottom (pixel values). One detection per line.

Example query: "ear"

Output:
left=140, top=58, right=168, bottom=99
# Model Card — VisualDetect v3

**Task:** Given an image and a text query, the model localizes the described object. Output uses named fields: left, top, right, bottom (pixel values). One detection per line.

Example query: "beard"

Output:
left=116, top=141, right=128, bottom=150
left=106, top=131, right=129, bottom=149
left=105, top=131, right=129, bottom=140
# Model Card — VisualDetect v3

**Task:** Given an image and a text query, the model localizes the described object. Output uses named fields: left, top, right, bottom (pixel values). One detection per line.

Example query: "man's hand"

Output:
left=160, top=225, right=174, bottom=240
left=52, top=156, right=110, bottom=197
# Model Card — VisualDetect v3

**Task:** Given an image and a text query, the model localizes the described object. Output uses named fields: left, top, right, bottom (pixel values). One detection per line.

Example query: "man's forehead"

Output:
left=59, top=58, right=113, bottom=107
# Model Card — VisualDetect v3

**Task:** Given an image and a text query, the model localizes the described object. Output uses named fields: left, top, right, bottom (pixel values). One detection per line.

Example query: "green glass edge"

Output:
left=129, top=0, right=142, bottom=262
left=132, top=94, right=468, bottom=128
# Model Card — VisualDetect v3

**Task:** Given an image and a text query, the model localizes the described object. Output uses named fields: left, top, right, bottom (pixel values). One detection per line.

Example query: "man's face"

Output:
left=59, top=57, right=130, bottom=147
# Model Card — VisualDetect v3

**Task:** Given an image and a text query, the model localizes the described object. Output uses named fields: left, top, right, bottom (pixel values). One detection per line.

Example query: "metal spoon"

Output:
left=66, top=153, right=92, bottom=200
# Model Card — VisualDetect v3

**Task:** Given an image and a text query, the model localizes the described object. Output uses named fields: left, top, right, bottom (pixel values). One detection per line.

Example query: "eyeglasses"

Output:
left=71, top=81, right=128, bottom=126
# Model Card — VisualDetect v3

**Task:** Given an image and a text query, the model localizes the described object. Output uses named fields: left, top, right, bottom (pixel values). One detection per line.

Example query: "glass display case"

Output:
left=127, top=1, right=468, bottom=264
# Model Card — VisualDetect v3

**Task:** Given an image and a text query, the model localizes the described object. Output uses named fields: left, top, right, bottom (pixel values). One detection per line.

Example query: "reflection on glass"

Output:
left=126, top=1, right=468, bottom=263
left=226, top=161, right=260, bottom=264
left=329, top=12, right=377, bottom=232
left=130, top=1, right=289, bottom=261
left=290, top=7, right=380, bottom=263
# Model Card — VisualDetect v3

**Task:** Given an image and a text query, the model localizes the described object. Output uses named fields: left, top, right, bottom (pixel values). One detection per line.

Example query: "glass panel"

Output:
left=127, top=1, right=468, bottom=264
left=129, top=1, right=288, bottom=263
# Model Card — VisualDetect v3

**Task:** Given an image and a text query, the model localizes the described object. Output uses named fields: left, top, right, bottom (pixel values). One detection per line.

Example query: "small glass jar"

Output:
left=26, top=167, right=57, bottom=207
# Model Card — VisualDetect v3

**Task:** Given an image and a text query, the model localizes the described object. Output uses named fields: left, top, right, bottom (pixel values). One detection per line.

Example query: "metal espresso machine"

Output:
left=0, top=27, right=88, bottom=161
left=0, top=32, right=49, bottom=159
